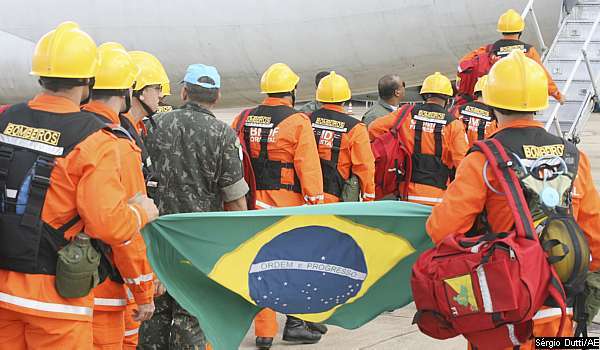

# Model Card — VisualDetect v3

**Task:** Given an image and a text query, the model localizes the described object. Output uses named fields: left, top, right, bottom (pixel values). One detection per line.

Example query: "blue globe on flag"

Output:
left=248, top=225, right=368, bottom=314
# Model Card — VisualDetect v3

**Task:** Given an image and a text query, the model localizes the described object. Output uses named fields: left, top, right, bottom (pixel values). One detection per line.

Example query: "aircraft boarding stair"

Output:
left=536, top=0, right=600, bottom=143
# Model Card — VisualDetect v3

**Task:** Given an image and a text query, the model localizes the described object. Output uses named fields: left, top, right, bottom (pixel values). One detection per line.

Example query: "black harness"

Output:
left=459, top=101, right=496, bottom=141
left=310, top=108, right=360, bottom=198
left=242, top=105, right=302, bottom=193
left=0, top=103, right=114, bottom=280
left=410, top=103, right=455, bottom=190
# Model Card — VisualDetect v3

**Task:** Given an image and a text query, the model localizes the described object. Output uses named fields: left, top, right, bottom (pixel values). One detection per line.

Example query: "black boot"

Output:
left=282, top=316, right=322, bottom=344
left=306, top=322, right=328, bottom=334
left=255, top=336, right=273, bottom=349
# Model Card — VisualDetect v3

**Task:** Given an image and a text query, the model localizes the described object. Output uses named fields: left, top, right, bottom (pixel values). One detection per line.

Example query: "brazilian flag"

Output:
left=143, top=201, right=432, bottom=350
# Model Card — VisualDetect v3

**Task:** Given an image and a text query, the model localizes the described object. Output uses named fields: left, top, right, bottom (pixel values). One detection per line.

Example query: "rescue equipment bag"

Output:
left=236, top=109, right=257, bottom=210
left=411, top=139, right=568, bottom=349
left=371, top=104, right=413, bottom=199
left=55, top=233, right=101, bottom=298
left=455, top=45, right=493, bottom=108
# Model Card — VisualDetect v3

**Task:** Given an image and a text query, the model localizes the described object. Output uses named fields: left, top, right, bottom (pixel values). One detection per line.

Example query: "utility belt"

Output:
left=410, top=154, right=451, bottom=190
left=245, top=120, right=302, bottom=194
left=251, top=157, right=302, bottom=193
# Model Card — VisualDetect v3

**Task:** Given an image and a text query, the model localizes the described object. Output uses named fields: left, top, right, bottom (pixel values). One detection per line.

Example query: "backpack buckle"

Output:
left=31, top=174, right=51, bottom=188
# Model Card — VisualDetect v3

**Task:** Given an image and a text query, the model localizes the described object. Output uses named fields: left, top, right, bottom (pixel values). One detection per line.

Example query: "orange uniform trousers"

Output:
left=123, top=302, right=139, bottom=350
left=0, top=307, right=92, bottom=350
left=92, top=310, right=125, bottom=350
left=467, top=314, right=573, bottom=350
left=255, top=308, right=278, bottom=338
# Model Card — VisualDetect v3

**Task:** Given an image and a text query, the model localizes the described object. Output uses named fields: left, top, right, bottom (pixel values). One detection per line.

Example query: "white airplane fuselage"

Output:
left=0, top=0, right=561, bottom=107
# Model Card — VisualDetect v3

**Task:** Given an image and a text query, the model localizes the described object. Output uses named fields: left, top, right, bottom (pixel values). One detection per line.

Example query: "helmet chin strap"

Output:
left=135, top=96, right=157, bottom=129
left=121, top=93, right=132, bottom=114
left=79, top=78, right=96, bottom=106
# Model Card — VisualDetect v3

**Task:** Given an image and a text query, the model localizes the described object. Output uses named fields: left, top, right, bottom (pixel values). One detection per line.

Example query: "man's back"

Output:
left=146, top=102, right=247, bottom=214
left=362, top=99, right=395, bottom=126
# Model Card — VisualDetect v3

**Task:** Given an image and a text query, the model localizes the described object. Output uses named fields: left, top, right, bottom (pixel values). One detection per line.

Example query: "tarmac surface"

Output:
left=210, top=104, right=600, bottom=350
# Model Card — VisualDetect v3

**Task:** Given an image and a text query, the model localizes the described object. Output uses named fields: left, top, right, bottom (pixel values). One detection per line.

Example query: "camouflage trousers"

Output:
left=138, top=292, right=206, bottom=350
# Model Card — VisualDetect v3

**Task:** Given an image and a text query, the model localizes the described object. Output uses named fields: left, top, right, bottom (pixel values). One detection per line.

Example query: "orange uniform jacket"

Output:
left=461, top=41, right=563, bottom=101
left=368, top=103, right=469, bottom=205
left=0, top=94, right=149, bottom=321
left=82, top=102, right=154, bottom=311
left=452, top=101, right=498, bottom=148
left=232, top=97, right=324, bottom=208
left=312, top=104, right=375, bottom=203
left=426, top=120, right=600, bottom=349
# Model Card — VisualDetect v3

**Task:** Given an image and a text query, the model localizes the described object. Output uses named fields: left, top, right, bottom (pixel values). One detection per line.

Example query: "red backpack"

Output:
left=371, top=105, right=413, bottom=200
left=411, top=139, right=567, bottom=349
left=235, top=109, right=257, bottom=210
left=455, top=45, right=494, bottom=108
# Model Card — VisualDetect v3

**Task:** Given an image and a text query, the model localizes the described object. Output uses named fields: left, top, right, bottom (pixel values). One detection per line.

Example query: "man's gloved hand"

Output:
left=129, top=192, right=159, bottom=223
left=133, top=301, right=155, bottom=322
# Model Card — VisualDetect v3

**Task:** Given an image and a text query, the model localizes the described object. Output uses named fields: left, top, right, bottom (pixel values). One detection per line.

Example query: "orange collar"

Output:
left=321, top=104, right=345, bottom=113
left=81, top=101, right=120, bottom=124
left=28, top=93, right=81, bottom=114
left=121, top=112, right=146, bottom=136
left=261, top=97, right=293, bottom=107
left=491, top=118, right=544, bottom=136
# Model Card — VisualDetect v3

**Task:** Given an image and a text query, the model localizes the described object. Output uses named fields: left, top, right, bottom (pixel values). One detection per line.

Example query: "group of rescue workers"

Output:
left=0, top=7, right=600, bottom=350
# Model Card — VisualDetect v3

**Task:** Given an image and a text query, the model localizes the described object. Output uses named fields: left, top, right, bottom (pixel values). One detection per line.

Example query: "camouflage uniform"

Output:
left=361, top=99, right=397, bottom=126
left=139, top=102, right=249, bottom=349
left=298, top=100, right=322, bottom=114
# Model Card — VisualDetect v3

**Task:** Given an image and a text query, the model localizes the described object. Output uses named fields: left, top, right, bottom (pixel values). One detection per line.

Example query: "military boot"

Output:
left=255, top=337, right=273, bottom=349
left=306, top=322, right=328, bottom=334
left=282, top=316, right=321, bottom=344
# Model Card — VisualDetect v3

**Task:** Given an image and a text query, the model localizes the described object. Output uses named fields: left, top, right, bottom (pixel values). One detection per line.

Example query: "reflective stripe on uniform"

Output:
left=407, top=195, right=443, bottom=203
left=533, top=307, right=573, bottom=320
left=0, top=292, right=92, bottom=316
left=363, top=193, right=376, bottom=199
left=304, top=194, right=324, bottom=202
left=123, top=273, right=154, bottom=285
left=94, top=298, right=127, bottom=307
left=128, top=205, right=142, bottom=229
left=124, top=328, right=139, bottom=337
left=0, top=134, right=64, bottom=156
left=506, top=324, right=520, bottom=346
left=255, top=200, right=274, bottom=209
left=126, top=287, right=134, bottom=300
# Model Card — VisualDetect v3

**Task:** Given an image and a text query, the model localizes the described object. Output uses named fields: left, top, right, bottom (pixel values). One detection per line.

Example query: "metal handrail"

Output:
left=522, top=0, right=548, bottom=55
left=541, top=5, right=571, bottom=63
left=544, top=10, right=600, bottom=133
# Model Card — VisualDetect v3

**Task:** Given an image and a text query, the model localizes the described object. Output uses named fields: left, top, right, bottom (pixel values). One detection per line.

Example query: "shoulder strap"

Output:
left=391, top=104, right=413, bottom=135
left=109, top=125, right=134, bottom=141
left=474, top=138, right=568, bottom=336
left=236, top=109, right=254, bottom=135
left=474, top=139, right=536, bottom=240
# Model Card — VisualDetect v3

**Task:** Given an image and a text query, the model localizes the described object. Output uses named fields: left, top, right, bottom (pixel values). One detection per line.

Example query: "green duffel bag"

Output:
left=55, top=233, right=101, bottom=298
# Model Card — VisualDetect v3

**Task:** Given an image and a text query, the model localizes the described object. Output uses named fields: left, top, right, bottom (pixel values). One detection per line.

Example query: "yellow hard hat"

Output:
left=260, top=63, right=300, bottom=93
left=31, top=21, right=98, bottom=78
left=161, top=82, right=171, bottom=96
left=129, top=51, right=169, bottom=92
left=93, top=42, right=139, bottom=90
left=420, top=72, right=453, bottom=97
left=474, top=75, right=488, bottom=94
left=497, top=9, right=525, bottom=33
left=316, top=71, right=351, bottom=103
left=483, top=50, right=548, bottom=112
